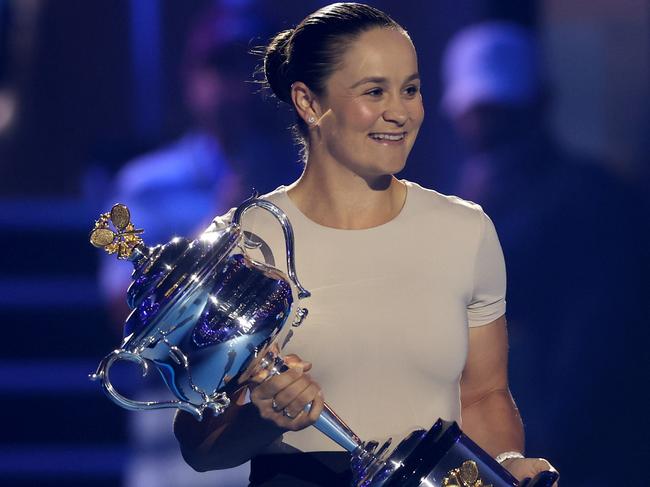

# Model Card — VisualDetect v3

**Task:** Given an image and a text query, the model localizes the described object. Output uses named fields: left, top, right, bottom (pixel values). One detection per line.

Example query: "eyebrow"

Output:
left=349, top=73, right=420, bottom=89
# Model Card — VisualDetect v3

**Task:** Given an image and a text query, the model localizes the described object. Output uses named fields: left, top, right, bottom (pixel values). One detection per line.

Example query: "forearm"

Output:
left=174, top=403, right=286, bottom=471
left=461, top=388, right=524, bottom=457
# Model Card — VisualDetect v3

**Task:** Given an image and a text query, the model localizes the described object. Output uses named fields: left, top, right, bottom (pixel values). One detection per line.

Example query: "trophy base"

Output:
left=352, top=419, right=558, bottom=487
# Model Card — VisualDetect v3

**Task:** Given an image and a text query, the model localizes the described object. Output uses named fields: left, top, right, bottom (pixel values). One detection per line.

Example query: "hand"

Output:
left=249, top=354, right=324, bottom=432
left=501, top=457, right=559, bottom=486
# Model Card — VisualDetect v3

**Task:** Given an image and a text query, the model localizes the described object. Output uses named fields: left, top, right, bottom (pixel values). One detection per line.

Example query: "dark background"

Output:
left=0, top=1, right=647, bottom=486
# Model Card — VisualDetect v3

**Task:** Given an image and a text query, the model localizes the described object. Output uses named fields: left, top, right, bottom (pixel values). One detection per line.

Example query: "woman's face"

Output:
left=314, top=28, right=424, bottom=179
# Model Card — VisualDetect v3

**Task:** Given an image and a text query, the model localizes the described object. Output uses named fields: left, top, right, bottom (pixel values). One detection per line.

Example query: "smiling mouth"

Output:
left=368, top=132, right=406, bottom=142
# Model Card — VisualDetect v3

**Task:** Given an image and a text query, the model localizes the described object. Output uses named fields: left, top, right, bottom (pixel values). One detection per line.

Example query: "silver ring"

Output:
left=282, top=408, right=296, bottom=419
left=271, top=398, right=281, bottom=412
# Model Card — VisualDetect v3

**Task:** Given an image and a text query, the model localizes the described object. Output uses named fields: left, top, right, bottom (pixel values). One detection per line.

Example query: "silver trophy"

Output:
left=90, top=199, right=558, bottom=487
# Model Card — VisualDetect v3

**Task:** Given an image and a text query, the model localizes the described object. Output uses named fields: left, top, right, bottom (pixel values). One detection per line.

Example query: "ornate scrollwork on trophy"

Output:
left=443, top=460, right=493, bottom=487
left=90, top=203, right=144, bottom=259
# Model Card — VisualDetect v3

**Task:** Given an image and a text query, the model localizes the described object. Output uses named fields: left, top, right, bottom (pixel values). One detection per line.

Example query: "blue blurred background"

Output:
left=0, top=1, right=648, bottom=486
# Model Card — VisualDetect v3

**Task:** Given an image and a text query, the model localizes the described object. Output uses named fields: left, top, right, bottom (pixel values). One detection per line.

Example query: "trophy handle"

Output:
left=90, top=349, right=206, bottom=420
left=258, top=352, right=363, bottom=453
left=232, top=199, right=311, bottom=299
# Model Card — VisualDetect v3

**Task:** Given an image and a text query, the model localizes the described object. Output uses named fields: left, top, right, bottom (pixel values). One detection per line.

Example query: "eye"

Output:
left=365, top=87, right=384, bottom=97
left=404, top=85, right=420, bottom=97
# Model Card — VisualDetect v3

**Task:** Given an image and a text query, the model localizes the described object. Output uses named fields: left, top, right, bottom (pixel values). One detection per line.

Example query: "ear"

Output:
left=290, top=81, right=322, bottom=126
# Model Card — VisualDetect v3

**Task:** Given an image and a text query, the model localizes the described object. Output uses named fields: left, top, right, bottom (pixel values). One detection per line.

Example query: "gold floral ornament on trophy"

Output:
left=89, top=203, right=144, bottom=259
left=443, top=460, right=493, bottom=487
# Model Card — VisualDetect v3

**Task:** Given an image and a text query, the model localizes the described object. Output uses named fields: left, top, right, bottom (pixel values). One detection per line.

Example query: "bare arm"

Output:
left=460, top=316, right=558, bottom=484
left=460, top=315, right=524, bottom=456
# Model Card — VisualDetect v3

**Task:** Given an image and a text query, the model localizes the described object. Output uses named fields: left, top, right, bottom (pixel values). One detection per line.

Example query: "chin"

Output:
left=364, top=159, right=407, bottom=179
left=338, top=147, right=408, bottom=179
left=380, top=156, right=408, bottom=175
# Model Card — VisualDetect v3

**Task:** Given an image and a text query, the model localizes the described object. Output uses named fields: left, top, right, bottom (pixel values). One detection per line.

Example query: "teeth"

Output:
left=370, top=133, right=405, bottom=141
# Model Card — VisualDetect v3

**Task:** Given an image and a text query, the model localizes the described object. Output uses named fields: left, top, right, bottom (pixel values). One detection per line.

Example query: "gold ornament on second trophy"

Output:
left=89, top=203, right=144, bottom=259
left=443, top=460, right=493, bottom=487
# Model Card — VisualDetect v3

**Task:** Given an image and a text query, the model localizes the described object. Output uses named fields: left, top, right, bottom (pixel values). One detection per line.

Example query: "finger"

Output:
left=283, top=354, right=301, bottom=366
left=249, top=361, right=293, bottom=384
left=248, top=356, right=311, bottom=387
left=283, top=387, right=323, bottom=431
left=255, top=392, right=303, bottom=424
left=530, top=458, right=559, bottom=483
left=284, top=354, right=312, bottom=371
left=272, top=374, right=314, bottom=409
left=252, top=370, right=302, bottom=403
left=283, top=382, right=321, bottom=419
left=251, top=367, right=304, bottom=400
left=535, top=458, right=556, bottom=472
left=249, top=353, right=309, bottom=385
left=306, top=390, right=325, bottom=423
left=249, top=367, right=271, bottom=384
left=255, top=398, right=283, bottom=422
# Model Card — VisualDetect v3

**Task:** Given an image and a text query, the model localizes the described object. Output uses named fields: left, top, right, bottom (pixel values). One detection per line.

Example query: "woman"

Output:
left=174, top=4, right=558, bottom=486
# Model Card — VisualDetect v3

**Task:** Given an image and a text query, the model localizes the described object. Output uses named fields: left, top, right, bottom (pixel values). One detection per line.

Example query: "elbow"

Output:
left=177, top=439, right=229, bottom=472
left=177, top=436, right=247, bottom=471
left=461, top=387, right=511, bottom=411
left=173, top=406, right=249, bottom=471
left=179, top=448, right=214, bottom=473
left=173, top=414, right=216, bottom=472
left=180, top=447, right=246, bottom=471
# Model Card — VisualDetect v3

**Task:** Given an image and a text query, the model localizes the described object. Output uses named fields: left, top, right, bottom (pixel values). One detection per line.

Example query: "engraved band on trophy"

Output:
left=89, top=200, right=558, bottom=487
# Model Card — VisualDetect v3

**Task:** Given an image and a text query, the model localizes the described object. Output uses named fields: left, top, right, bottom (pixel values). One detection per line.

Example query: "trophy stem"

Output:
left=313, top=403, right=363, bottom=453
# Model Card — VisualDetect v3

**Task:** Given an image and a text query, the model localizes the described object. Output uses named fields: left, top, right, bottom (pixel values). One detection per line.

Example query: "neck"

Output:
left=286, top=153, right=407, bottom=230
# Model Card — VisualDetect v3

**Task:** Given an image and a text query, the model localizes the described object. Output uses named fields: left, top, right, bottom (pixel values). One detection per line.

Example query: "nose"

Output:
left=382, top=95, right=408, bottom=126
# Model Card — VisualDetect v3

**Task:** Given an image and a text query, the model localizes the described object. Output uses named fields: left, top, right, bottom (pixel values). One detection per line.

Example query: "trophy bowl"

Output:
left=89, top=199, right=558, bottom=487
left=89, top=199, right=312, bottom=419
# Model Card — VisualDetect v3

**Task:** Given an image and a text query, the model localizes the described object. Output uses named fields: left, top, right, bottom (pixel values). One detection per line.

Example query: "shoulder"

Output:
left=403, top=180, right=487, bottom=229
left=257, top=186, right=289, bottom=205
left=207, top=186, right=289, bottom=229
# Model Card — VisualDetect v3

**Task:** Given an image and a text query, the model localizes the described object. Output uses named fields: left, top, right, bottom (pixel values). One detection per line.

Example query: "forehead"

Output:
left=334, top=28, right=418, bottom=83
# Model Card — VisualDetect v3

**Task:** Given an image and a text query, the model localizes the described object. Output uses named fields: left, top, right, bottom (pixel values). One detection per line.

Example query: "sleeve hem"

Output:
left=467, top=306, right=506, bottom=328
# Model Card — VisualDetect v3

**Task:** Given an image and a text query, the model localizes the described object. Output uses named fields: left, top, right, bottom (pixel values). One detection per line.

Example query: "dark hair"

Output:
left=261, top=3, right=407, bottom=154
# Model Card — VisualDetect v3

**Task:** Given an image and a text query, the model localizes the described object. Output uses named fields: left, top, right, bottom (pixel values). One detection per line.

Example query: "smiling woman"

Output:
left=173, top=3, right=557, bottom=486
left=264, top=7, right=424, bottom=230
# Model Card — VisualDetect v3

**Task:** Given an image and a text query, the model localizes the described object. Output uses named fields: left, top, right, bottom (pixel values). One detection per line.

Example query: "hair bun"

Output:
left=263, top=29, right=294, bottom=103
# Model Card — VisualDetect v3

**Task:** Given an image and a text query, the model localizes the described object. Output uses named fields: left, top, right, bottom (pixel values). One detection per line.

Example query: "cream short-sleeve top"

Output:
left=224, top=180, right=506, bottom=452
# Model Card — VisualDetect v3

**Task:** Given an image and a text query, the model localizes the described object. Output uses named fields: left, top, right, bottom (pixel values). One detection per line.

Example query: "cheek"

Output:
left=340, top=101, right=381, bottom=133
left=411, top=99, right=425, bottom=127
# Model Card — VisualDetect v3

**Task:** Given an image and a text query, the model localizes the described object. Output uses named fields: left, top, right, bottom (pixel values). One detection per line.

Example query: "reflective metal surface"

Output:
left=348, top=419, right=558, bottom=487
left=91, top=198, right=309, bottom=420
